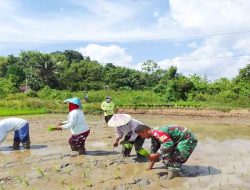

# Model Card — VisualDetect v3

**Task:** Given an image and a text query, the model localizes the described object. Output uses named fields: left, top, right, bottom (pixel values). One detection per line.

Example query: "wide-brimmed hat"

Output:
left=108, top=114, right=131, bottom=127
left=64, top=97, right=82, bottom=109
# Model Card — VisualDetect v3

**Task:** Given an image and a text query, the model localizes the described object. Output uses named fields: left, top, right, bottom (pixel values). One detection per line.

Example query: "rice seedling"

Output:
left=17, top=176, right=30, bottom=187
left=233, top=165, right=236, bottom=172
left=83, top=170, right=87, bottom=178
left=137, top=149, right=150, bottom=157
left=114, top=167, right=122, bottom=180
left=84, top=179, right=93, bottom=187
left=61, top=178, right=67, bottom=185
left=121, top=141, right=133, bottom=149
left=36, top=167, right=45, bottom=177
left=53, top=165, right=61, bottom=173
left=48, top=125, right=58, bottom=132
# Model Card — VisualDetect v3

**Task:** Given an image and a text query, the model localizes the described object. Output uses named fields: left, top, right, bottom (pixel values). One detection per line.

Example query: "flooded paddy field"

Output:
left=0, top=113, right=250, bottom=190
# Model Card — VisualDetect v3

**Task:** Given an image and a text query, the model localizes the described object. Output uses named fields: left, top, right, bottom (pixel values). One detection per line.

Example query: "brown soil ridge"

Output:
left=117, top=108, right=250, bottom=118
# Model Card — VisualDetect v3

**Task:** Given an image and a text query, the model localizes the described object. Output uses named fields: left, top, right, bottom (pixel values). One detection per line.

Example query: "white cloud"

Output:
left=233, top=37, right=250, bottom=54
left=78, top=44, right=133, bottom=67
left=153, top=0, right=250, bottom=79
left=0, top=0, right=250, bottom=79
left=158, top=37, right=247, bottom=80
left=187, top=41, right=198, bottom=49
left=1, top=0, right=250, bottom=43
left=168, top=0, right=250, bottom=32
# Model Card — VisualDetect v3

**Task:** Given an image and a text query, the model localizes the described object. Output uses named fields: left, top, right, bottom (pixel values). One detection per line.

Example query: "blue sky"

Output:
left=0, top=0, right=250, bottom=80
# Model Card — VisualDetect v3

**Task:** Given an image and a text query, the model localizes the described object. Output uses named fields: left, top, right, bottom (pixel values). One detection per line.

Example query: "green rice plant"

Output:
left=137, top=148, right=150, bottom=157
left=120, top=141, right=133, bottom=149
left=83, top=170, right=87, bottom=178
left=53, top=165, right=61, bottom=173
left=114, top=172, right=121, bottom=180
left=36, top=167, right=45, bottom=177
left=17, top=176, right=30, bottom=187
left=114, top=168, right=122, bottom=180
left=48, top=125, right=58, bottom=132
left=84, top=179, right=93, bottom=187
left=61, top=178, right=67, bottom=185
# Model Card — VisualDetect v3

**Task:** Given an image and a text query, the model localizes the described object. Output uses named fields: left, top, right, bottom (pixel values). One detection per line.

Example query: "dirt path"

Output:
left=0, top=114, right=250, bottom=190
left=118, top=108, right=250, bottom=119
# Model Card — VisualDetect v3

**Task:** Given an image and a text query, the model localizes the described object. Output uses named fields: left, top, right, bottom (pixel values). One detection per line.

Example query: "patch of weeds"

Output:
left=0, top=186, right=5, bottom=190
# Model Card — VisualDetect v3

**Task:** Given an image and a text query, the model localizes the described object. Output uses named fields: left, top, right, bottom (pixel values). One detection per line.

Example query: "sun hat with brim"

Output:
left=64, top=97, right=82, bottom=109
left=108, top=114, right=132, bottom=127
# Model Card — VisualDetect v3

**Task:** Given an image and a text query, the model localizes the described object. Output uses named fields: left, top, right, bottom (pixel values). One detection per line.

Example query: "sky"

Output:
left=0, top=0, right=250, bottom=80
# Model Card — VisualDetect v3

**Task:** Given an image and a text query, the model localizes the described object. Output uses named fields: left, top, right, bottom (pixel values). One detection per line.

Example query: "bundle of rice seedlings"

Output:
left=48, top=125, right=59, bottom=131
left=137, top=148, right=150, bottom=157
left=121, top=141, right=133, bottom=149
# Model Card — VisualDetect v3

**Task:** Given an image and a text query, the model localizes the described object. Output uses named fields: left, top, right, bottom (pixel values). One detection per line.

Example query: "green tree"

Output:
left=141, top=60, right=160, bottom=74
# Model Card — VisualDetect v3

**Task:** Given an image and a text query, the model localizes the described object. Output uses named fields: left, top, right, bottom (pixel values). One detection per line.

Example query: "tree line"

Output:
left=0, top=50, right=249, bottom=106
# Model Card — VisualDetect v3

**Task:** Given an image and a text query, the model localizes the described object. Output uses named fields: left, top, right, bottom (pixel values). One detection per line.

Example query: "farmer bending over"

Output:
left=108, top=114, right=145, bottom=159
left=135, top=124, right=198, bottom=180
left=0, top=118, right=30, bottom=150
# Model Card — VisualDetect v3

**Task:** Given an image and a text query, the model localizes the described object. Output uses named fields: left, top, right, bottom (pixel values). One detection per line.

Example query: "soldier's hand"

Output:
left=148, top=153, right=160, bottom=162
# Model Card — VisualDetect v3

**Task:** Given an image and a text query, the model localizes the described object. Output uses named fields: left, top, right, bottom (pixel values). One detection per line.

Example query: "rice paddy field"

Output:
left=0, top=113, right=250, bottom=190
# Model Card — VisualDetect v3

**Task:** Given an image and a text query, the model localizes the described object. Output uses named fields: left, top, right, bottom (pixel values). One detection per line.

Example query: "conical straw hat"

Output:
left=108, top=114, right=132, bottom=127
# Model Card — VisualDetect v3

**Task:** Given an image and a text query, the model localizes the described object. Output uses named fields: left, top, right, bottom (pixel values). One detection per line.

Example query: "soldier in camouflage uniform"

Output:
left=135, top=124, right=197, bottom=180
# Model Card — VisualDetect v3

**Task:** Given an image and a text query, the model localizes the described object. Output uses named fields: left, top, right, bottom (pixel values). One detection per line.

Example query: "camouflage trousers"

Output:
left=151, top=132, right=198, bottom=170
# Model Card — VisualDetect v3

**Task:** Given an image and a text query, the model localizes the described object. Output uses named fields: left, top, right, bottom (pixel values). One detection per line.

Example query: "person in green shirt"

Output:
left=135, top=124, right=198, bottom=180
left=101, top=96, right=115, bottom=123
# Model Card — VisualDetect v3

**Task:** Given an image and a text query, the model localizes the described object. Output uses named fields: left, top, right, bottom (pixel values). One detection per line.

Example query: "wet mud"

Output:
left=0, top=114, right=250, bottom=190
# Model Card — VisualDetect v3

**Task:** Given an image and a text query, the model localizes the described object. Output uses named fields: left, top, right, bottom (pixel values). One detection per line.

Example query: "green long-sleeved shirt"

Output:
left=101, top=101, right=115, bottom=116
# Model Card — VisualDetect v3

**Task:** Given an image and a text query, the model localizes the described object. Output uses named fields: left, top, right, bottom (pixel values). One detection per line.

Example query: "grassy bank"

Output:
left=0, top=89, right=249, bottom=116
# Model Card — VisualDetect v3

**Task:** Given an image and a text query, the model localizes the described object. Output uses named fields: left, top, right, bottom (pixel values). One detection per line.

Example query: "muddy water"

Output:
left=0, top=114, right=250, bottom=190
